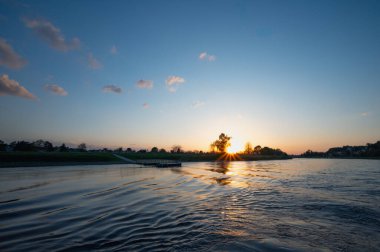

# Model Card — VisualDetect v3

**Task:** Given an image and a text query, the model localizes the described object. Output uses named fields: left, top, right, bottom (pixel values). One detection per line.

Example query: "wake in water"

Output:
left=0, top=159, right=380, bottom=251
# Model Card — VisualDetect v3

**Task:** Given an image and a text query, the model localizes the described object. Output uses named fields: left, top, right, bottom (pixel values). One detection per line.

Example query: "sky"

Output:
left=0, top=0, right=379, bottom=154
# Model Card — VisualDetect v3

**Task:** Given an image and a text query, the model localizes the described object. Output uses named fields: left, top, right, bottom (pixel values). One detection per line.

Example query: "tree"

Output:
left=159, top=148, right=167, bottom=153
left=171, top=145, right=182, bottom=153
left=244, top=142, right=253, bottom=154
left=126, top=148, right=134, bottom=153
left=151, top=147, right=158, bottom=153
left=211, top=133, right=231, bottom=153
left=0, top=140, right=7, bottom=151
left=115, top=147, right=123, bottom=152
left=59, top=143, right=68, bottom=152
left=12, top=141, right=34, bottom=151
left=44, top=141, right=54, bottom=152
left=33, top=139, right=45, bottom=150
left=254, top=145, right=262, bottom=155
left=78, top=143, right=87, bottom=151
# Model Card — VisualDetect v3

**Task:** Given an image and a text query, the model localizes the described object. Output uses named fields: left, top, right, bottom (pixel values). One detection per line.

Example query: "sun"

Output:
left=226, top=141, right=244, bottom=154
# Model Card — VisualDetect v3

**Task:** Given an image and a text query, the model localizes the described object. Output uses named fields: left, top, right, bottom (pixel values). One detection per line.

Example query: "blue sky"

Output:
left=0, top=0, right=379, bottom=154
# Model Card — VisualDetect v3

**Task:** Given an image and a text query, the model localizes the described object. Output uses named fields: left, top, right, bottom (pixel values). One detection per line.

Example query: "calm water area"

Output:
left=1, top=159, right=379, bottom=251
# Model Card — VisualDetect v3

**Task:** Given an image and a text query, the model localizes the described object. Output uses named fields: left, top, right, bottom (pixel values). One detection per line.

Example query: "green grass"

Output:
left=0, top=152, right=121, bottom=167
left=0, top=151, right=292, bottom=168
left=121, top=152, right=291, bottom=162
left=121, top=152, right=221, bottom=161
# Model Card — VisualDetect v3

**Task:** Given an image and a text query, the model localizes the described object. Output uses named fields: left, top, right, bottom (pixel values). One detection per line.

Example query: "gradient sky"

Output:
left=0, top=0, right=379, bottom=154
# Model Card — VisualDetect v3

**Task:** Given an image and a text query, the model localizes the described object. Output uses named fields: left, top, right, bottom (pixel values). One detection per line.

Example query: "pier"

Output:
left=136, top=159, right=182, bottom=168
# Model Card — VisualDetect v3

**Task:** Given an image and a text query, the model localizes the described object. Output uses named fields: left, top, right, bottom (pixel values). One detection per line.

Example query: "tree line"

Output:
left=0, top=133, right=289, bottom=156
left=300, top=141, right=380, bottom=158
left=0, top=140, right=188, bottom=154
left=210, top=133, right=288, bottom=156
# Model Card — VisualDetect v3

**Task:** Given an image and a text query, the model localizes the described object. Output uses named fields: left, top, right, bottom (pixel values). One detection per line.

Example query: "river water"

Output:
left=0, top=159, right=379, bottom=251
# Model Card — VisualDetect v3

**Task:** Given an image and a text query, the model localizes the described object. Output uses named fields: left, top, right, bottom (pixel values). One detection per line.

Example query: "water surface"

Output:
left=1, top=159, right=379, bottom=251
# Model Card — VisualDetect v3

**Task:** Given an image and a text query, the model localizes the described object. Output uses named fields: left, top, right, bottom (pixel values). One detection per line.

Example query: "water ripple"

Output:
left=0, top=160, right=379, bottom=251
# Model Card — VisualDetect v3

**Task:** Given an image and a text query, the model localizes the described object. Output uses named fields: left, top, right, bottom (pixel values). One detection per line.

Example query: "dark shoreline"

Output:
left=2, top=156, right=379, bottom=169
left=0, top=158, right=291, bottom=168
left=0, top=152, right=292, bottom=168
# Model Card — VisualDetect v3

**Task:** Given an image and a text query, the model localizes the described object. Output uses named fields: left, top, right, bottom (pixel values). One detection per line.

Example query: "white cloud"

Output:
left=199, top=51, right=216, bottom=61
left=110, top=45, right=117, bottom=55
left=361, top=112, right=370, bottom=117
left=166, top=75, right=185, bottom=92
left=87, top=53, right=102, bottom=69
left=136, top=80, right=153, bottom=89
left=0, top=74, right=37, bottom=100
left=24, top=18, right=80, bottom=51
left=0, top=38, right=27, bottom=69
left=143, top=103, right=149, bottom=109
left=44, top=84, right=68, bottom=96
left=102, top=85, right=122, bottom=94
left=166, top=76, right=185, bottom=85
left=192, top=100, right=205, bottom=109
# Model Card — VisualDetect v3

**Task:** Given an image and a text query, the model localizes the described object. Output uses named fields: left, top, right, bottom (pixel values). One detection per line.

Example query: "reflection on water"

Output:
left=0, top=159, right=380, bottom=251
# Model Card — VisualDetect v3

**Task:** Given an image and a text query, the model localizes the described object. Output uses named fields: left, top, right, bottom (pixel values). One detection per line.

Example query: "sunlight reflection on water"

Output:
left=0, top=159, right=380, bottom=251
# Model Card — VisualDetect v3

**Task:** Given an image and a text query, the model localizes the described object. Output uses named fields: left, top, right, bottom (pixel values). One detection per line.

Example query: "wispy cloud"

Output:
left=361, top=112, right=370, bottom=117
left=110, top=45, right=117, bottom=55
left=24, top=18, right=80, bottom=51
left=102, top=85, right=122, bottom=94
left=166, top=75, right=185, bottom=92
left=87, top=53, right=102, bottom=69
left=44, top=84, right=68, bottom=96
left=0, top=74, right=37, bottom=100
left=143, top=103, right=149, bottom=109
left=0, top=38, right=27, bottom=69
left=199, top=52, right=216, bottom=61
left=192, top=100, right=205, bottom=109
left=136, top=80, right=153, bottom=89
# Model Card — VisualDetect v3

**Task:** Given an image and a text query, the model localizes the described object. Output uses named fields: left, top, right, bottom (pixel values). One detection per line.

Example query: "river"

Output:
left=1, top=159, right=379, bottom=251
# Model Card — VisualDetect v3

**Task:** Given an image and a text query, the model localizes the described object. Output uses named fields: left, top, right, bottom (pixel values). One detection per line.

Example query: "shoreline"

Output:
left=0, top=156, right=292, bottom=168
left=1, top=155, right=379, bottom=169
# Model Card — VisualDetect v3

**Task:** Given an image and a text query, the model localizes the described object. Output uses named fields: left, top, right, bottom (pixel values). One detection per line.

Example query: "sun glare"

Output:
left=226, top=140, right=244, bottom=154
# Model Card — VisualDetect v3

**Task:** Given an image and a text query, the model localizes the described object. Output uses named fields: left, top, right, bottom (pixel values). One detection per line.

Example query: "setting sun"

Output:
left=226, top=139, right=244, bottom=154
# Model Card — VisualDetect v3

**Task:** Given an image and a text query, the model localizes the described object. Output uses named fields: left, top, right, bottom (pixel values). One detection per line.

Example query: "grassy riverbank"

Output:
left=120, top=152, right=291, bottom=162
left=0, top=152, right=291, bottom=168
left=0, top=152, right=123, bottom=168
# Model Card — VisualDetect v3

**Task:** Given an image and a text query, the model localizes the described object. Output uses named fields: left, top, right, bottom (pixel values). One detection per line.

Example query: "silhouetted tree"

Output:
left=244, top=142, right=253, bottom=154
left=33, top=139, right=45, bottom=150
left=151, top=147, right=158, bottom=153
left=115, top=147, right=123, bottom=152
left=159, top=148, right=167, bottom=153
left=78, top=143, right=87, bottom=152
left=126, top=148, right=133, bottom=152
left=211, top=133, right=231, bottom=153
left=32, top=139, right=53, bottom=152
left=0, top=140, right=6, bottom=151
left=366, top=141, right=380, bottom=157
left=254, top=145, right=262, bottom=155
left=171, top=145, right=182, bottom=153
left=301, top=150, right=326, bottom=158
left=44, top=141, right=54, bottom=152
left=12, top=141, right=34, bottom=151
left=260, top=147, right=286, bottom=156
left=59, top=143, right=69, bottom=152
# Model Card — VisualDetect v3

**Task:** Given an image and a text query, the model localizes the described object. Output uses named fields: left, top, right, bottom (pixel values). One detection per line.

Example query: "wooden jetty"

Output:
left=136, top=159, right=182, bottom=168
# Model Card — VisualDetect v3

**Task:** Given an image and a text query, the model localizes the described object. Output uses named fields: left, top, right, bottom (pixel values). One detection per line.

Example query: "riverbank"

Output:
left=120, top=152, right=291, bottom=162
left=0, top=152, right=124, bottom=168
left=0, top=152, right=291, bottom=168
